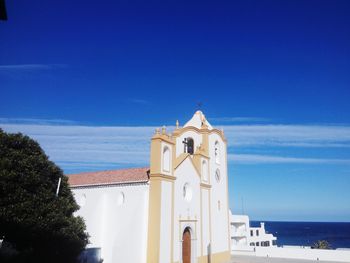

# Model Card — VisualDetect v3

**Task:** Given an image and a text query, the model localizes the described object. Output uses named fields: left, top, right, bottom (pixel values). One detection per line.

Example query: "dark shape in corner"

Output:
left=0, top=0, right=7, bottom=21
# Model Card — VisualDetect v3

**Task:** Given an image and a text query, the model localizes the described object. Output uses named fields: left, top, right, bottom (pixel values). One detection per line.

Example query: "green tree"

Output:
left=313, top=240, right=332, bottom=250
left=0, top=129, right=88, bottom=263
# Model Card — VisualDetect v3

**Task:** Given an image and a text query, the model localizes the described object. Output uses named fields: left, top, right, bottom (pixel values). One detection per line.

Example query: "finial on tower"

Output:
left=176, top=120, right=179, bottom=129
left=161, top=126, right=166, bottom=135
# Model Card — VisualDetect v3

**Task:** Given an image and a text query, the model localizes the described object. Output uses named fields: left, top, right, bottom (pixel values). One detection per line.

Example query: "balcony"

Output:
left=231, top=231, right=247, bottom=237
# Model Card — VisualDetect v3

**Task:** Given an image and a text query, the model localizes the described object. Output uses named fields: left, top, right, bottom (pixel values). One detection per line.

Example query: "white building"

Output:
left=68, top=111, right=231, bottom=263
left=249, top=222, right=277, bottom=247
left=229, top=212, right=277, bottom=251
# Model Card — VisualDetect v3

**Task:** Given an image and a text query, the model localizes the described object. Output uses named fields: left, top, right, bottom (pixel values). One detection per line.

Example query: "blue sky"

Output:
left=1, top=0, right=350, bottom=222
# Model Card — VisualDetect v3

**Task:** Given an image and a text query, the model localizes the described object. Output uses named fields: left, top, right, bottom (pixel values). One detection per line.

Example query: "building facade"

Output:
left=229, top=212, right=277, bottom=252
left=68, top=111, right=231, bottom=263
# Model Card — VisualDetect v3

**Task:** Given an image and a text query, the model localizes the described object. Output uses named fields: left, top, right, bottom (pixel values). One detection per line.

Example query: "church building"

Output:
left=68, top=111, right=231, bottom=263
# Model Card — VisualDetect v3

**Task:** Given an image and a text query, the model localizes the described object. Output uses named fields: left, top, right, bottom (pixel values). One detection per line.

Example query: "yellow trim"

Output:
left=170, top=179, right=175, bottom=262
left=200, top=187, right=203, bottom=257
left=210, top=250, right=231, bottom=263
left=174, top=153, right=202, bottom=179
left=174, top=251, right=231, bottom=263
left=152, top=132, right=175, bottom=145
left=174, top=152, right=190, bottom=169
left=225, top=146, right=231, bottom=251
left=201, top=127, right=210, bottom=157
left=172, top=126, right=227, bottom=142
left=150, top=173, right=176, bottom=181
left=148, top=130, right=177, bottom=262
left=146, top=178, right=162, bottom=263
left=150, top=137, right=162, bottom=174
left=200, top=182, right=212, bottom=189
left=179, top=219, right=197, bottom=222
left=208, top=189, right=212, bottom=263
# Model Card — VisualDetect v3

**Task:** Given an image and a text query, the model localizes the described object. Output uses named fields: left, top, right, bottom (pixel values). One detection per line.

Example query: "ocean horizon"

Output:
left=251, top=221, right=350, bottom=249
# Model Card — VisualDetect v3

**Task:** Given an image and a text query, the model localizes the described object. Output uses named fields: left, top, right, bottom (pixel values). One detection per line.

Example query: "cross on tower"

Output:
left=197, top=101, right=202, bottom=111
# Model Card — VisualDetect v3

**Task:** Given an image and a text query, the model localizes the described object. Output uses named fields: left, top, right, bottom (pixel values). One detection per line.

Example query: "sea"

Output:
left=250, top=221, right=350, bottom=249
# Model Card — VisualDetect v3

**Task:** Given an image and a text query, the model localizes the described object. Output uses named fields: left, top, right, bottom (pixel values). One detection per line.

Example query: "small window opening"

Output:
left=183, top=137, right=194, bottom=154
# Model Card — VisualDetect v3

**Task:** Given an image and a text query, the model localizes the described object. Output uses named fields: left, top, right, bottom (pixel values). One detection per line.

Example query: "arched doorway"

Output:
left=182, top=227, right=191, bottom=263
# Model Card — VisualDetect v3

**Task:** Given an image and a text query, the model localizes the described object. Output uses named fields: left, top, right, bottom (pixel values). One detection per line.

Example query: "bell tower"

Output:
left=147, top=126, right=176, bottom=263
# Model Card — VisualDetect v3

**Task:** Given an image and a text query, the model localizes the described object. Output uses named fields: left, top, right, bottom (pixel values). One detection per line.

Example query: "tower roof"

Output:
left=184, top=110, right=213, bottom=130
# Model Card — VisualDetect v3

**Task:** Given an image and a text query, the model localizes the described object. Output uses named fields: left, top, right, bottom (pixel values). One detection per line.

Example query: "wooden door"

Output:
left=182, top=228, right=191, bottom=263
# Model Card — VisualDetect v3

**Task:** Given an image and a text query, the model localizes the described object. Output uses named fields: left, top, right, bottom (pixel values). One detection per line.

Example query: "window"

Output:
left=182, top=137, right=194, bottom=154
left=256, top=230, right=259, bottom=236
left=250, top=242, right=255, bottom=246
left=187, top=137, right=194, bottom=154
left=215, top=169, right=220, bottom=182
left=256, top=242, right=259, bottom=246
left=250, top=230, right=253, bottom=236
left=214, top=141, right=220, bottom=164
left=163, top=146, right=170, bottom=172
left=117, top=192, right=125, bottom=206
left=261, top=241, right=269, bottom=247
left=202, top=160, right=208, bottom=181
left=183, top=183, right=192, bottom=202
left=77, top=194, right=86, bottom=207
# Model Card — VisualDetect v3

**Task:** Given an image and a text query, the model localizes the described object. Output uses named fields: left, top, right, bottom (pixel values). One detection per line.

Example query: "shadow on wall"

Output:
left=207, top=243, right=211, bottom=263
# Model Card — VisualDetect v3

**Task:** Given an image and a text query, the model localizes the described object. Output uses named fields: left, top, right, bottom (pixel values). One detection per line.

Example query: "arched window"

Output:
left=77, top=193, right=86, bottom=207
left=163, top=146, right=170, bottom=172
left=184, top=137, right=194, bottom=155
left=215, top=141, right=220, bottom=164
left=183, top=183, right=192, bottom=202
left=202, top=160, right=208, bottom=182
left=117, top=192, right=125, bottom=206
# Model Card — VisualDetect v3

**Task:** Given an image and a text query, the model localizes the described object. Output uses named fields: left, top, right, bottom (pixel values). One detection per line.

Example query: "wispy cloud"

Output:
left=224, top=125, right=350, bottom=148
left=229, top=154, right=350, bottom=164
left=0, top=64, right=67, bottom=71
left=1, top=119, right=350, bottom=172
left=0, top=118, right=78, bottom=125
left=1, top=123, right=154, bottom=172
left=210, top=117, right=269, bottom=123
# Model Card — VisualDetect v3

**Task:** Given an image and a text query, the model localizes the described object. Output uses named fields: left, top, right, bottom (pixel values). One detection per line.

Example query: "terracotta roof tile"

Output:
left=67, top=167, right=150, bottom=187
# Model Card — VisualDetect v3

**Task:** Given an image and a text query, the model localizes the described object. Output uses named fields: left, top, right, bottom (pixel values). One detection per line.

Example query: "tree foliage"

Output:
left=0, top=129, right=88, bottom=263
left=313, top=240, right=332, bottom=250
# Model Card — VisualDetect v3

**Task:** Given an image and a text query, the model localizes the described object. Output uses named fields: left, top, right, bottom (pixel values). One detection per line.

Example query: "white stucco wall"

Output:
left=72, top=183, right=149, bottom=263
left=209, top=133, right=230, bottom=254
left=201, top=188, right=211, bottom=256
left=174, top=158, right=201, bottom=262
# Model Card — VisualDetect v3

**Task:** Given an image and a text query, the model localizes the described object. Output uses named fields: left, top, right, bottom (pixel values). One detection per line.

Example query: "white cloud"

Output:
left=1, top=120, right=350, bottom=171
left=1, top=124, right=155, bottom=172
left=210, top=117, right=268, bottom=123
left=0, top=118, right=78, bottom=125
left=229, top=154, right=350, bottom=164
left=0, top=64, right=67, bottom=71
left=224, top=125, right=350, bottom=148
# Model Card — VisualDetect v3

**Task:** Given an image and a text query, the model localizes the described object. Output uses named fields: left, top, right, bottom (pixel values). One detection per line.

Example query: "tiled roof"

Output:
left=67, top=167, right=150, bottom=187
